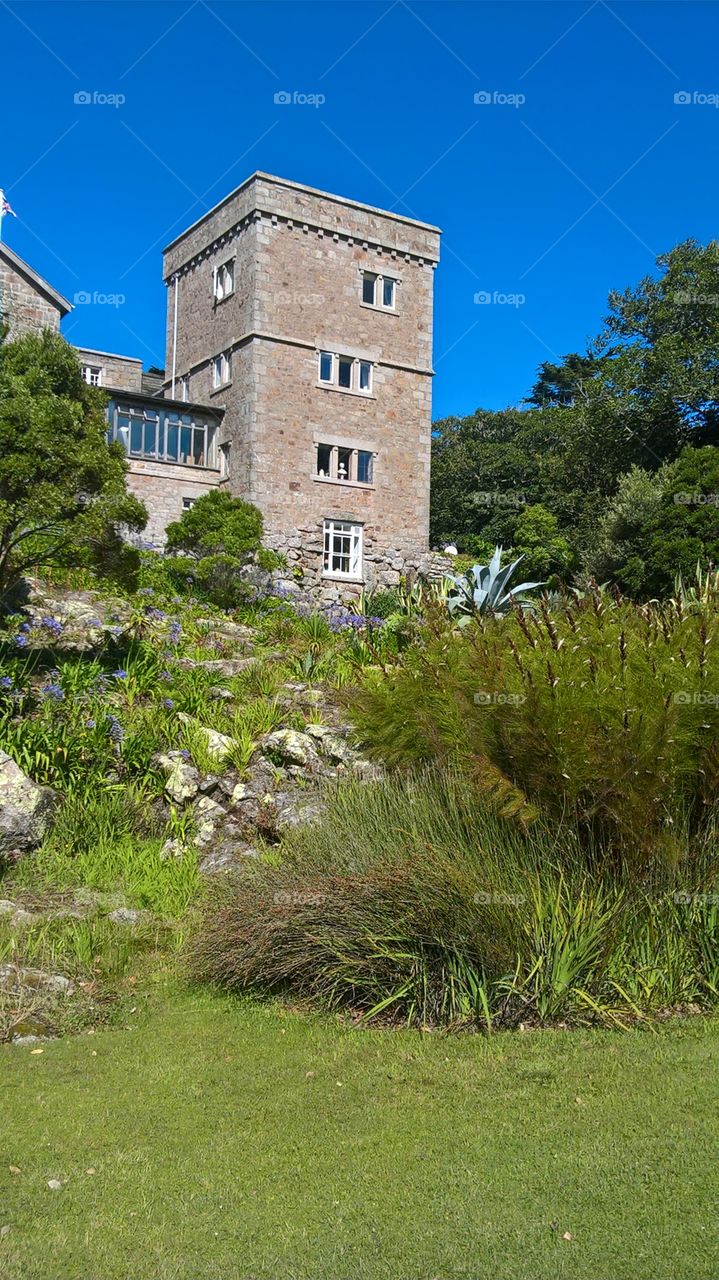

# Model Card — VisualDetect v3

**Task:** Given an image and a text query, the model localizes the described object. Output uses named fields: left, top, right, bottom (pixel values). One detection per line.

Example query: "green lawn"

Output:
left=1, top=991, right=717, bottom=1280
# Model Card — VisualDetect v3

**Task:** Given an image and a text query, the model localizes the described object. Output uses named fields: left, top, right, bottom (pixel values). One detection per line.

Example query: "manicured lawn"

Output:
left=1, top=991, right=717, bottom=1280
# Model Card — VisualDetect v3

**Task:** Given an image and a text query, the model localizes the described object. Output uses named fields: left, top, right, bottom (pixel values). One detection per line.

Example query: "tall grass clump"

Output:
left=348, top=588, right=719, bottom=870
left=188, top=770, right=718, bottom=1028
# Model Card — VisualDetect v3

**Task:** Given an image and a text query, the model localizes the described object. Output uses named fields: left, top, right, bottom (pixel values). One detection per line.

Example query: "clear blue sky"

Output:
left=1, top=1, right=717, bottom=418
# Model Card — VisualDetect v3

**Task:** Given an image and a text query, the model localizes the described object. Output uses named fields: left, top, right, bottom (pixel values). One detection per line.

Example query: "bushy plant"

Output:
left=349, top=588, right=719, bottom=869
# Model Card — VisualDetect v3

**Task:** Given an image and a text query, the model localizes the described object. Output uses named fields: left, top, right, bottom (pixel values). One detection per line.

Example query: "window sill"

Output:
left=322, top=572, right=365, bottom=584
left=210, top=382, right=232, bottom=396
left=314, top=476, right=374, bottom=490
left=316, top=383, right=375, bottom=400
left=128, top=456, right=221, bottom=473
left=213, top=291, right=235, bottom=308
left=360, top=301, right=398, bottom=316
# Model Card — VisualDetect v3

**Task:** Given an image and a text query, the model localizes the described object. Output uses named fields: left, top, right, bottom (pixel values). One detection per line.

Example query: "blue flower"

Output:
left=112, top=669, right=128, bottom=680
left=86, top=718, right=96, bottom=729
left=160, top=670, right=172, bottom=681
left=163, top=698, right=175, bottom=710
left=40, top=682, right=64, bottom=701
left=14, top=634, right=29, bottom=649
left=40, top=617, right=63, bottom=636
left=107, top=715, right=124, bottom=743
left=0, top=676, right=13, bottom=691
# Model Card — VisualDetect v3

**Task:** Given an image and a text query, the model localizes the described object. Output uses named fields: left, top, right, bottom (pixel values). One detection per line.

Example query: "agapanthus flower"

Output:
left=86, top=718, right=96, bottom=729
left=163, top=698, right=175, bottom=710
left=14, top=634, right=29, bottom=649
left=40, top=617, right=63, bottom=636
left=112, top=669, right=128, bottom=680
left=0, top=676, right=13, bottom=691
left=108, top=715, right=124, bottom=743
left=40, top=682, right=64, bottom=701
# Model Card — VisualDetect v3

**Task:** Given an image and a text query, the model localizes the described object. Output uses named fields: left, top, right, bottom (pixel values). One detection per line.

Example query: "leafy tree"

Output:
left=526, top=352, right=601, bottom=408
left=512, top=504, right=574, bottom=581
left=0, top=328, right=146, bottom=604
left=584, top=465, right=667, bottom=596
left=164, top=490, right=269, bottom=609
left=165, top=490, right=263, bottom=559
left=643, top=446, right=719, bottom=596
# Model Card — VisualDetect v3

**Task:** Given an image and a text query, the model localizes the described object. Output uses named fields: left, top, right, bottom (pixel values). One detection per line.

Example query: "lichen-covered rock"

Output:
left=304, top=724, right=355, bottom=765
left=0, top=964, right=75, bottom=997
left=193, top=795, right=228, bottom=847
left=0, top=899, right=37, bottom=928
left=261, top=729, right=320, bottom=768
left=0, top=752, right=59, bottom=861
left=156, top=752, right=200, bottom=804
left=177, top=714, right=234, bottom=763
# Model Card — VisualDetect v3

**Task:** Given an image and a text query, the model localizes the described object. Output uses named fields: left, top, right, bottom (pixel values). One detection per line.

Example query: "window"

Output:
left=178, top=375, right=190, bottom=403
left=213, top=259, right=234, bottom=302
left=212, top=350, right=232, bottom=389
left=317, top=350, right=374, bottom=395
left=361, top=271, right=397, bottom=311
left=108, top=403, right=217, bottom=468
left=82, top=365, right=101, bottom=386
left=323, top=519, right=363, bottom=579
left=182, top=497, right=196, bottom=511
left=315, top=443, right=375, bottom=486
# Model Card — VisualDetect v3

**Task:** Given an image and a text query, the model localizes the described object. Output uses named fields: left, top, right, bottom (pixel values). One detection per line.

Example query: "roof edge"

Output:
left=163, top=171, right=441, bottom=257
left=0, top=242, right=73, bottom=315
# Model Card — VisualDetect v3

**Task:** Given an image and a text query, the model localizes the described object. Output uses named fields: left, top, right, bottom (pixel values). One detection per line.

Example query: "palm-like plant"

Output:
left=445, top=547, right=544, bottom=623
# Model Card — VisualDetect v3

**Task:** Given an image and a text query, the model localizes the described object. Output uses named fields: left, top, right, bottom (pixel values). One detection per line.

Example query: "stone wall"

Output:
left=0, top=257, right=63, bottom=338
left=125, top=460, right=221, bottom=548
left=75, top=348, right=143, bottom=392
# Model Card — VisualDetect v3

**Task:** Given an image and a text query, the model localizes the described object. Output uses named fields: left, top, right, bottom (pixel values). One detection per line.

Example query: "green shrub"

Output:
left=349, top=588, right=719, bottom=870
left=187, top=770, right=719, bottom=1028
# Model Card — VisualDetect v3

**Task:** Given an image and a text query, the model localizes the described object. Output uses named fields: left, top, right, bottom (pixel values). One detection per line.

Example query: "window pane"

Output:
left=382, top=277, right=395, bottom=308
left=130, top=419, right=143, bottom=454
left=224, top=353, right=231, bottom=381
left=317, top=443, right=332, bottom=476
left=337, top=447, right=352, bottom=480
left=225, top=261, right=234, bottom=291
left=359, top=361, right=371, bottom=391
left=166, top=423, right=179, bottom=461
left=338, top=357, right=352, bottom=388
left=357, top=450, right=373, bottom=484
left=319, top=351, right=333, bottom=382
left=144, top=419, right=157, bottom=456
left=193, top=427, right=205, bottom=465
left=180, top=426, right=193, bottom=463
left=362, top=273, right=376, bottom=304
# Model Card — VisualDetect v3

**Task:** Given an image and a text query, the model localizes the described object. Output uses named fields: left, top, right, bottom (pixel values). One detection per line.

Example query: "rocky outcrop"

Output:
left=0, top=752, right=59, bottom=862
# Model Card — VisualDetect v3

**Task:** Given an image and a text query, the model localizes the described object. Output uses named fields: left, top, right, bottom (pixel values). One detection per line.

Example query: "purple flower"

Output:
left=112, top=669, right=128, bottom=680
left=179, top=748, right=190, bottom=760
left=14, top=634, right=28, bottom=649
left=163, top=698, right=174, bottom=710
left=137, top=588, right=155, bottom=597
left=108, top=715, right=124, bottom=743
left=40, top=617, right=63, bottom=636
left=160, top=670, right=172, bottom=681
left=0, top=676, right=13, bottom=691
left=87, top=618, right=103, bottom=629
left=144, top=607, right=167, bottom=621
left=40, top=682, right=64, bottom=701
left=86, top=718, right=96, bottom=729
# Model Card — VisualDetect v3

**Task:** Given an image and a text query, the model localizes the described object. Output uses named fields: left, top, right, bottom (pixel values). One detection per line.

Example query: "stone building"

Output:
left=159, top=172, right=442, bottom=595
left=0, top=243, right=72, bottom=338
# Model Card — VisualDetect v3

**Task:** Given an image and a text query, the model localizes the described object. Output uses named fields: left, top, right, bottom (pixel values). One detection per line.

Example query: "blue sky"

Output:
left=1, top=0, right=717, bottom=419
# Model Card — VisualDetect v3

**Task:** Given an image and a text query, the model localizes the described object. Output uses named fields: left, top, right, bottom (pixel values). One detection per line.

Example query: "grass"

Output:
left=0, top=989, right=716, bottom=1280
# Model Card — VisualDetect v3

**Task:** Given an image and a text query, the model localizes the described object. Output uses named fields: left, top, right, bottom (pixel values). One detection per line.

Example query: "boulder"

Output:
left=261, top=729, right=320, bottom=769
left=0, top=752, right=59, bottom=861
left=0, top=964, right=75, bottom=997
left=156, top=752, right=200, bottom=804
left=177, top=714, right=233, bottom=764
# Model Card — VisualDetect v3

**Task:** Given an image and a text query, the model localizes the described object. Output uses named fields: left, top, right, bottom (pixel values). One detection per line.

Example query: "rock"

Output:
left=198, top=842, right=260, bottom=875
left=0, top=964, right=74, bottom=997
left=47, top=1180, right=63, bottom=1191
left=275, top=795, right=327, bottom=831
left=198, top=774, right=221, bottom=794
left=107, top=907, right=146, bottom=927
left=193, top=795, right=227, bottom=847
left=160, top=837, right=185, bottom=861
left=227, top=782, right=251, bottom=806
left=0, top=754, right=59, bottom=861
left=304, top=724, right=355, bottom=765
left=177, top=715, right=233, bottom=763
left=156, top=752, right=200, bottom=804
left=351, top=759, right=385, bottom=782
left=0, top=899, right=37, bottom=928
left=261, top=729, right=320, bottom=769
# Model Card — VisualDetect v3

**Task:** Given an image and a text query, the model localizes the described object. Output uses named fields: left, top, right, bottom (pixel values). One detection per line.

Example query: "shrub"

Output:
left=187, top=770, right=719, bottom=1028
left=349, top=588, right=719, bottom=870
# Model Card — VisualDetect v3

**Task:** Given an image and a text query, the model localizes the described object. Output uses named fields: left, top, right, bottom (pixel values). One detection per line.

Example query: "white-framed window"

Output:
left=82, top=365, right=102, bottom=386
left=361, top=271, right=396, bottom=311
left=316, top=443, right=374, bottom=485
left=213, top=258, right=234, bottom=303
left=178, top=375, right=190, bottom=403
left=323, top=519, right=363, bottom=580
left=317, top=350, right=373, bottom=395
left=212, top=350, right=232, bottom=389
left=182, top=496, right=196, bottom=511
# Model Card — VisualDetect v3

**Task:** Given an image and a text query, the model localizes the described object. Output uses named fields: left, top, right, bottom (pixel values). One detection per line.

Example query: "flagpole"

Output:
left=0, top=190, right=5, bottom=244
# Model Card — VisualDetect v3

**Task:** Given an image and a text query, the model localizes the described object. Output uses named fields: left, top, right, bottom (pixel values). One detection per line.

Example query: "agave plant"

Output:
left=445, top=547, right=544, bottom=623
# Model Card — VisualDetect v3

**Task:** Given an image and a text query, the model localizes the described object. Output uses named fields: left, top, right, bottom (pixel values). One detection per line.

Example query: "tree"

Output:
left=164, top=490, right=268, bottom=609
left=0, top=328, right=146, bottom=604
left=643, top=446, right=719, bottom=596
left=526, top=352, right=601, bottom=408
left=512, top=504, right=574, bottom=581
left=583, top=465, right=667, bottom=596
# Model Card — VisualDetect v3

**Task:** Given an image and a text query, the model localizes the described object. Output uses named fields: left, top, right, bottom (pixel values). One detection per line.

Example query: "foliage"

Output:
left=511, top=504, right=574, bottom=581
left=188, top=770, right=719, bottom=1029
left=0, top=329, right=147, bottom=605
left=165, top=490, right=264, bottom=559
left=445, top=547, right=544, bottom=622
left=349, top=588, right=719, bottom=869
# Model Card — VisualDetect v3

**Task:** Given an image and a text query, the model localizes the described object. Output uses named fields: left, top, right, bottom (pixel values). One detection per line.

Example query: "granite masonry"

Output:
left=0, top=244, right=71, bottom=339
left=2, top=173, right=446, bottom=599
